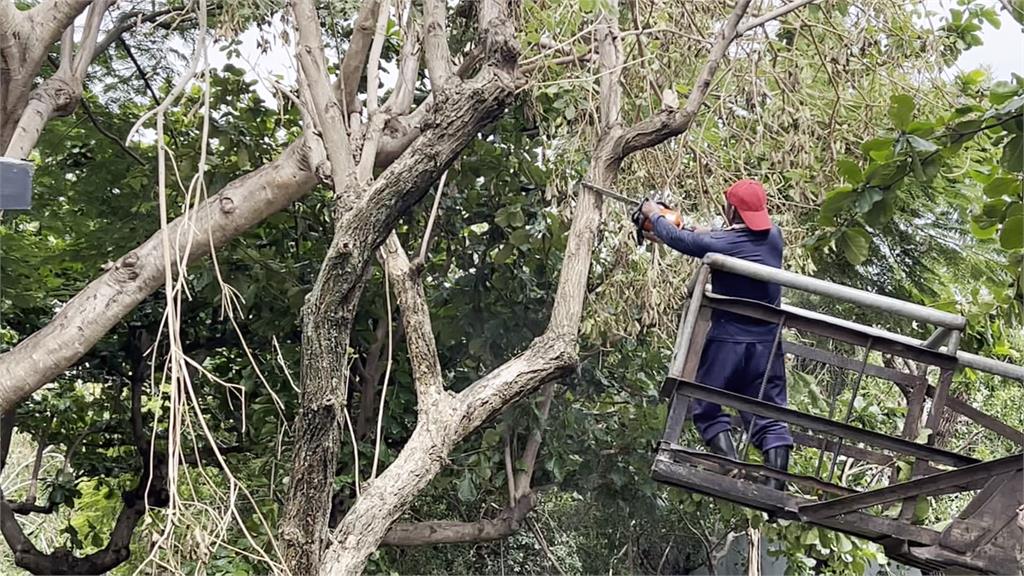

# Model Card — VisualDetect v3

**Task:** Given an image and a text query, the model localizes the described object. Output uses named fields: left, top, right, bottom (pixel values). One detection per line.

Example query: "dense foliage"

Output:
left=1, top=0, right=1020, bottom=574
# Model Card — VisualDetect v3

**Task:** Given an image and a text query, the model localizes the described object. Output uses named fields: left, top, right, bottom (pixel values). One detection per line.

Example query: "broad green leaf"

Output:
left=819, top=186, right=856, bottom=224
left=1000, top=215, right=1023, bottom=250
left=970, top=220, right=999, bottom=240
left=457, top=474, right=477, bottom=502
left=906, top=135, right=939, bottom=154
left=1001, top=135, right=1023, bottom=173
left=801, top=528, right=820, bottom=545
left=860, top=137, right=894, bottom=161
left=509, top=228, right=532, bottom=248
left=984, top=176, right=1021, bottom=198
left=865, top=161, right=905, bottom=187
left=836, top=159, right=862, bottom=184
left=493, top=243, right=516, bottom=264
left=989, top=80, right=1020, bottom=106
left=963, top=69, right=986, bottom=87
left=579, top=0, right=595, bottom=12
left=888, top=94, right=915, bottom=131
left=840, top=228, right=871, bottom=265
left=854, top=187, right=884, bottom=213
left=864, top=194, right=895, bottom=228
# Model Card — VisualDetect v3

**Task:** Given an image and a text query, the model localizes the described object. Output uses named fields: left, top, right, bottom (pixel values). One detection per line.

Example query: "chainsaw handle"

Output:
left=632, top=198, right=683, bottom=246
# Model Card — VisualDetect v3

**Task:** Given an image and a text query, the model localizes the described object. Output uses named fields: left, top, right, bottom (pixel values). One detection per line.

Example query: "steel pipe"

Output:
left=702, top=253, right=966, bottom=330
left=777, top=304, right=1024, bottom=382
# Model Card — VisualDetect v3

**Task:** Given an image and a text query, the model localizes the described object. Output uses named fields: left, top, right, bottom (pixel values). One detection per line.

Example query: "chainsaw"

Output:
left=579, top=181, right=684, bottom=246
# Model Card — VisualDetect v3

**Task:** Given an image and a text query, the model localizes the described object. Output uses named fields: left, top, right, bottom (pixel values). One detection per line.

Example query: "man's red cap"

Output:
left=725, top=179, right=772, bottom=231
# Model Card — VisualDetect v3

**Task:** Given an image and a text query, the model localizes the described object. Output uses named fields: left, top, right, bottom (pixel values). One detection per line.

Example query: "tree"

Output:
left=4, top=0, right=1016, bottom=574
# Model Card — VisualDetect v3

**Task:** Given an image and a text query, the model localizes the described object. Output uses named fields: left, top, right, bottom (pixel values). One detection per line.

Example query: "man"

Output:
left=640, top=179, right=792, bottom=490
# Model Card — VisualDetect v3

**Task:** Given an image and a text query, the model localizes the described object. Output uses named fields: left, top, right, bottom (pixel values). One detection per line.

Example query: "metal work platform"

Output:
left=655, top=253, right=1024, bottom=575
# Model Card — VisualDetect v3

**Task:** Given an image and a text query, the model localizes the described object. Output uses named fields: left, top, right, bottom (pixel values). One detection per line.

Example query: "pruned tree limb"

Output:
left=423, top=0, right=454, bottom=90
left=381, top=233, right=447, bottom=407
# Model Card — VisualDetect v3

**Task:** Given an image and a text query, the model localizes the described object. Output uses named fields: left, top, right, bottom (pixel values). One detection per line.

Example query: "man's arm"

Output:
left=650, top=214, right=720, bottom=258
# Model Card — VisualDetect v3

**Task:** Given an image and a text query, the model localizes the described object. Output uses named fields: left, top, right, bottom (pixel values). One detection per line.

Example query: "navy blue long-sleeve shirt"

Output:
left=651, top=215, right=784, bottom=342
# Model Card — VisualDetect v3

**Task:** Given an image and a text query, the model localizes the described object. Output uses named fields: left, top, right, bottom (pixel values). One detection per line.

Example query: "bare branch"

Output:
left=24, top=438, right=45, bottom=504
left=384, top=19, right=422, bottom=116
left=0, top=411, right=13, bottom=472
left=293, top=0, right=357, bottom=202
left=530, top=518, right=568, bottom=576
left=423, top=0, right=454, bottom=90
left=737, top=0, right=819, bottom=35
left=615, top=0, right=754, bottom=159
left=503, top=431, right=516, bottom=506
left=340, top=0, right=383, bottom=118
left=381, top=233, right=446, bottom=406
left=381, top=492, right=538, bottom=546
left=514, top=382, right=555, bottom=497
left=80, top=98, right=146, bottom=165
left=94, top=8, right=179, bottom=58
left=414, top=170, right=448, bottom=269
left=72, top=0, right=109, bottom=78
left=356, top=0, right=395, bottom=181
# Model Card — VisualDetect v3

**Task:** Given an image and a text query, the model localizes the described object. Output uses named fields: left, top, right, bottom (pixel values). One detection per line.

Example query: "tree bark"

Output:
left=280, top=18, right=520, bottom=568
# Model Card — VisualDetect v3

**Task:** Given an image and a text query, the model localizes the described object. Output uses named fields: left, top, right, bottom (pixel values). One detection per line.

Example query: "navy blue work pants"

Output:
left=693, top=340, right=793, bottom=452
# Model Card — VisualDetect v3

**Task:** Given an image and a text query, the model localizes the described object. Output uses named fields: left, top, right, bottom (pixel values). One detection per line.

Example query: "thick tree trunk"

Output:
left=280, top=59, right=518, bottom=571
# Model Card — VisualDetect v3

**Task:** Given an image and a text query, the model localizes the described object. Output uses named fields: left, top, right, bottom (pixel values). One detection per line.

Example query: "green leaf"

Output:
left=888, top=94, right=915, bottom=131
left=840, top=228, right=871, bottom=265
left=963, top=69, right=987, bottom=87
left=906, top=135, right=939, bottom=154
left=493, top=243, right=516, bottom=264
left=1000, top=135, right=1023, bottom=173
left=509, top=228, right=532, bottom=248
left=482, top=428, right=501, bottom=446
left=864, top=194, right=895, bottom=228
left=1000, top=215, right=1023, bottom=250
left=970, top=220, right=999, bottom=239
left=801, top=528, right=820, bottom=545
left=579, top=0, right=595, bottom=12
left=457, top=474, right=477, bottom=502
left=860, top=137, right=894, bottom=161
left=836, top=159, right=862, bottom=184
left=836, top=533, right=854, bottom=553
left=855, top=187, right=884, bottom=213
left=865, top=162, right=905, bottom=187
left=989, top=80, right=1020, bottom=106
left=819, top=186, right=856, bottom=225
left=984, top=176, right=1021, bottom=198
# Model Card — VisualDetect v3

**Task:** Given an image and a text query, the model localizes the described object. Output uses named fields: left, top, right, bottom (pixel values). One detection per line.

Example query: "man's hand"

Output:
left=640, top=199, right=661, bottom=221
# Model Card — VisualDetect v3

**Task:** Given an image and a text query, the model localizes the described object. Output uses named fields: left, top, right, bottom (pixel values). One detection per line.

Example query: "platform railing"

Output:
left=655, top=253, right=1024, bottom=574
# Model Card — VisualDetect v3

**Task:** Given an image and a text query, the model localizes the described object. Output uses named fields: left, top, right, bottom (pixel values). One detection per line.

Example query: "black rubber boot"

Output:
left=706, top=431, right=738, bottom=460
left=762, top=446, right=790, bottom=492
